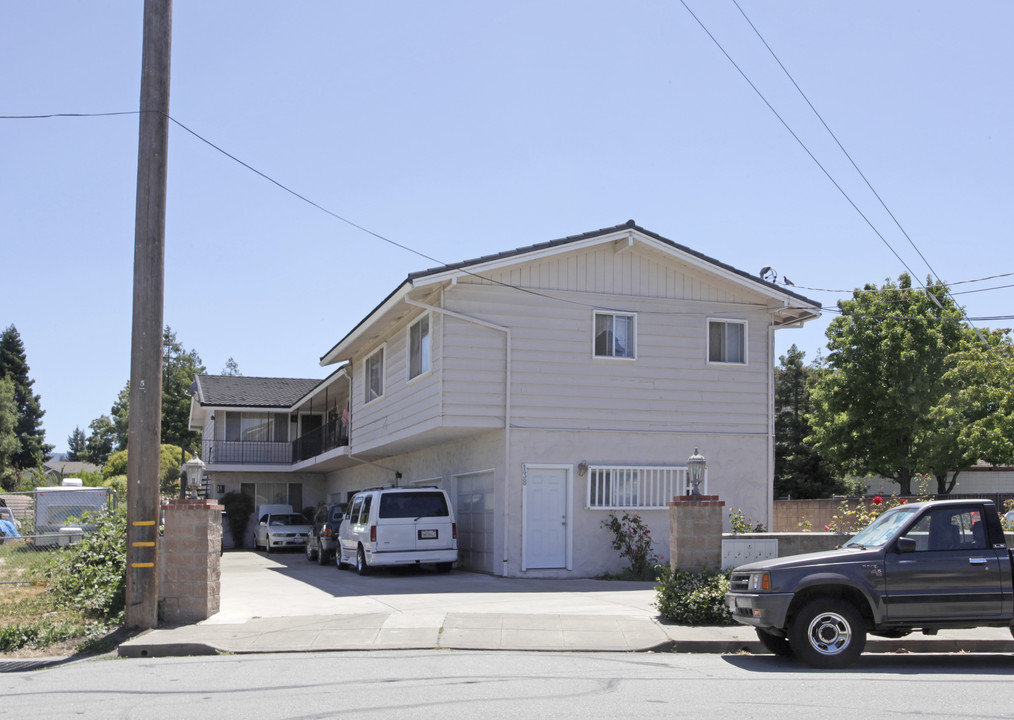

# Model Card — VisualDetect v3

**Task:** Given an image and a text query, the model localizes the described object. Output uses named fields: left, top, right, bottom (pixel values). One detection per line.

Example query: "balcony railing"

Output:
left=292, top=418, right=349, bottom=463
left=201, top=418, right=350, bottom=467
left=202, top=439, right=292, bottom=465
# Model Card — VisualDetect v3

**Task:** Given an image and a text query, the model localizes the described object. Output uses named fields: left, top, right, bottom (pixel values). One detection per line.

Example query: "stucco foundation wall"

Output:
left=324, top=430, right=506, bottom=571
left=506, top=429, right=770, bottom=578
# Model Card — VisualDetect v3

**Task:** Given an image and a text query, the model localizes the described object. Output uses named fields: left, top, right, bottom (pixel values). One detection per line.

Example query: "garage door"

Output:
left=455, top=471, right=495, bottom=574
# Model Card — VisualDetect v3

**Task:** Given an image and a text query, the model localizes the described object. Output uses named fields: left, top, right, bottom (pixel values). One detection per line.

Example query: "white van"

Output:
left=337, top=487, right=457, bottom=575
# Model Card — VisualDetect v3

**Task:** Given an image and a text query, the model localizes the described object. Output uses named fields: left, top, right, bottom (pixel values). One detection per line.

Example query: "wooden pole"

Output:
left=126, top=0, right=172, bottom=630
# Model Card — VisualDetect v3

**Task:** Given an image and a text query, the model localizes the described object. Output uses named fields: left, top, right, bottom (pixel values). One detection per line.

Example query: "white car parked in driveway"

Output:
left=254, top=511, right=312, bottom=553
left=337, top=487, right=457, bottom=575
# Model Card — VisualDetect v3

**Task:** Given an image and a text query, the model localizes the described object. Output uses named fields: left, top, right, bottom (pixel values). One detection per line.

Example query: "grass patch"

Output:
left=0, top=583, right=115, bottom=655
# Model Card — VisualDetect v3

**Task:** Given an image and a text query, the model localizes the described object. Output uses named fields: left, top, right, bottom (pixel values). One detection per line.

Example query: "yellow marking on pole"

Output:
left=131, top=563, right=155, bottom=568
left=132, top=521, right=157, bottom=526
left=132, top=542, right=156, bottom=548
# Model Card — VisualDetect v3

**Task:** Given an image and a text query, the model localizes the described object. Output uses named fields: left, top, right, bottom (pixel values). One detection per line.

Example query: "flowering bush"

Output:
left=654, top=565, right=734, bottom=625
left=825, top=474, right=932, bottom=533
left=601, top=512, right=658, bottom=580
left=728, top=508, right=766, bottom=534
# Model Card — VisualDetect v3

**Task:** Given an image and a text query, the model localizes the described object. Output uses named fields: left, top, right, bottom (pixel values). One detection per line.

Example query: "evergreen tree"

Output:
left=109, top=383, right=130, bottom=452
left=85, top=415, right=117, bottom=466
left=67, top=426, right=87, bottom=462
left=0, top=325, right=52, bottom=470
left=773, top=346, right=839, bottom=498
left=0, top=376, right=20, bottom=490
left=107, top=327, right=206, bottom=455
left=221, top=357, right=242, bottom=376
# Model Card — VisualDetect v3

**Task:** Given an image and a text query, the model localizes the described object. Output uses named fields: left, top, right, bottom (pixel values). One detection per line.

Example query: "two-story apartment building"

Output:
left=189, top=221, right=820, bottom=577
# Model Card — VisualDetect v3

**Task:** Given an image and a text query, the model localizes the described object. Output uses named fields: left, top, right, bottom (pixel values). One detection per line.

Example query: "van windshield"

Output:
left=379, top=492, right=449, bottom=519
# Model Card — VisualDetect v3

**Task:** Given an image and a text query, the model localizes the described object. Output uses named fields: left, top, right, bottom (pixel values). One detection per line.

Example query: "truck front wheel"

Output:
left=789, top=598, right=866, bottom=669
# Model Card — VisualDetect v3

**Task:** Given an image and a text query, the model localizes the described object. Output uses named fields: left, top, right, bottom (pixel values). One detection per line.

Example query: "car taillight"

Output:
left=323, top=526, right=332, bottom=538
left=370, top=525, right=377, bottom=543
left=452, top=522, right=457, bottom=540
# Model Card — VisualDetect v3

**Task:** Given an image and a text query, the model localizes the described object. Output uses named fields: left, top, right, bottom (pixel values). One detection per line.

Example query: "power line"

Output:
left=2, top=110, right=817, bottom=321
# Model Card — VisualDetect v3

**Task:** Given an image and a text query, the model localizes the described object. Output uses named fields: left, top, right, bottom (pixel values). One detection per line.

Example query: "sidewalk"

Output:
left=118, top=551, right=1014, bottom=658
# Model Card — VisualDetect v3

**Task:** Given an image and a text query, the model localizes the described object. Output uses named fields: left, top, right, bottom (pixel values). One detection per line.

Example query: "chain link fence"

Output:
left=0, top=488, right=119, bottom=585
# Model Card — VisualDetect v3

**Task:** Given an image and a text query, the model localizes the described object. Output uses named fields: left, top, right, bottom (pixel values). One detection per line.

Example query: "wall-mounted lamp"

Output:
left=577, top=462, right=588, bottom=477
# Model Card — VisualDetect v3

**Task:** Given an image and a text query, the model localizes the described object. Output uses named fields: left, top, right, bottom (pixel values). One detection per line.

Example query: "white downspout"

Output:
left=406, top=297, right=512, bottom=577
left=767, top=323, right=776, bottom=532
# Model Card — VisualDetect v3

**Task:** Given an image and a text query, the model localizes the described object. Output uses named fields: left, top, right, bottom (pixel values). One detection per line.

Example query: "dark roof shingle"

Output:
left=195, top=375, right=321, bottom=408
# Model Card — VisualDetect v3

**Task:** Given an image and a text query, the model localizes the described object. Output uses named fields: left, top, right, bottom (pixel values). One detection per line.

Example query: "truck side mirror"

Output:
left=896, top=537, right=917, bottom=554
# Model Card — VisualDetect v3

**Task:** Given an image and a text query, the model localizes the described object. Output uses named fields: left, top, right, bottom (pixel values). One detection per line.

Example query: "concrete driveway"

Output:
left=207, top=550, right=661, bottom=624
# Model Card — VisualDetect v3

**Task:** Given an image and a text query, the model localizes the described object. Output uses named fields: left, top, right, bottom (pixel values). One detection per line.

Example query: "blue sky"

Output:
left=2, top=2, right=1011, bottom=454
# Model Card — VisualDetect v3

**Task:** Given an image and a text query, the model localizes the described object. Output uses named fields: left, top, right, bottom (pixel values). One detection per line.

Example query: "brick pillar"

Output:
left=668, top=495, right=724, bottom=571
left=161, top=499, right=222, bottom=624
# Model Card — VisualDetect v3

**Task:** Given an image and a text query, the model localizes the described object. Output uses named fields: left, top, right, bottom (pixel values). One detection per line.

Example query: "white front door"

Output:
left=523, top=465, right=569, bottom=569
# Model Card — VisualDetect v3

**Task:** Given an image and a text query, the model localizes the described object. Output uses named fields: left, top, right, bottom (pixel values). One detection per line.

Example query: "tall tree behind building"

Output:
left=97, top=327, right=206, bottom=455
left=773, top=345, right=838, bottom=498
left=0, top=325, right=52, bottom=471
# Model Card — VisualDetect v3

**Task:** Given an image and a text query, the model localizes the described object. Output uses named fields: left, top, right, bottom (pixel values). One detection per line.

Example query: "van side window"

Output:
left=359, top=495, right=372, bottom=524
left=348, top=497, right=363, bottom=525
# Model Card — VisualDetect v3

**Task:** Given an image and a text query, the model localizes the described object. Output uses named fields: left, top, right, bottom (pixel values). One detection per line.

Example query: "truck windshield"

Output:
left=845, top=506, right=919, bottom=548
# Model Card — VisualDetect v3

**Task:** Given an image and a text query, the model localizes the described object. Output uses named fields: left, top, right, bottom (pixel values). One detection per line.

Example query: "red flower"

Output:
left=899, top=499, right=907, bottom=505
left=872, top=496, right=883, bottom=505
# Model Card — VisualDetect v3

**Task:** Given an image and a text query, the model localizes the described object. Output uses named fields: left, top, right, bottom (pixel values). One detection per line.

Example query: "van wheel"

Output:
left=356, top=546, right=370, bottom=576
left=436, top=562, right=452, bottom=574
left=789, top=598, right=866, bottom=669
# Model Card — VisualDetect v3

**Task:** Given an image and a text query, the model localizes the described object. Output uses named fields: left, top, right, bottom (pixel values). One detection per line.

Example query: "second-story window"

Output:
left=594, top=311, right=635, bottom=359
left=708, top=319, right=746, bottom=364
left=365, top=346, right=385, bottom=403
left=408, top=314, right=430, bottom=380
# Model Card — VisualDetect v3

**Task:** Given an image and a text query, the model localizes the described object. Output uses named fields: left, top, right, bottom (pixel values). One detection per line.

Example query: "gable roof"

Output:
left=320, top=220, right=821, bottom=365
left=193, top=375, right=323, bottom=409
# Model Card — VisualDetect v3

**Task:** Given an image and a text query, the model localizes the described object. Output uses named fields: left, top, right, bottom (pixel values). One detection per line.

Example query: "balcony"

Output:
left=201, top=418, right=349, bottom=467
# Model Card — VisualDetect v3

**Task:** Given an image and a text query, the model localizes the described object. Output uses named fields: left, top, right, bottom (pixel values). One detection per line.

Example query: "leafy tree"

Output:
left=931, top=328, right=1014, bottom=474
left=67, top=426, right=87, bottom=462
left=0, top=325, right=52, bottom=470
left=0, top=376, right=20, bottom=491
left=221, top=357, right=242, bottom=376
left=85, top=414, right=117, bottom=466
left=103, top=444, right=192, bottom=497
left=773, top=346, right=839, bottom=498
left=808, top=275, right=967, bottom=496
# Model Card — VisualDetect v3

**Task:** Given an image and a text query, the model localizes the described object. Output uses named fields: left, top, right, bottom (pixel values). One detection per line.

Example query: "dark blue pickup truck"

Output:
left=725, top=499, right=1013, bottom=667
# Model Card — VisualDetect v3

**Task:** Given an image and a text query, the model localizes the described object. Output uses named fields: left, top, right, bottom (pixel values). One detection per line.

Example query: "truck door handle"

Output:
left=969, top=557, right=988, bottom=566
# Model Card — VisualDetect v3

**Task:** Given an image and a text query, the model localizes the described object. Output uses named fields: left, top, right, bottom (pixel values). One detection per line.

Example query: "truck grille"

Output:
left=729, top=573, right=751, bottom=592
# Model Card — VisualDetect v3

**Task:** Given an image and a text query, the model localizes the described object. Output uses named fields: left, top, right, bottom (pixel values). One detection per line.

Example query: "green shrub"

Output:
left=0, top=618, right=101, bottom=653
left=47, top=504, right=126, bottom=621
left=654, top=565, right=734, bottom=626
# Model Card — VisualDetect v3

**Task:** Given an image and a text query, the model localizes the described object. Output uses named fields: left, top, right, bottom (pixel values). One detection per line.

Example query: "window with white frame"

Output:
left=408, top=314, right=430, bottom=380
left=365, top=346, right=384, bottom=403
left=594, top=311, right=635, bottom=359
left=708, top=319, right=746, bottom=364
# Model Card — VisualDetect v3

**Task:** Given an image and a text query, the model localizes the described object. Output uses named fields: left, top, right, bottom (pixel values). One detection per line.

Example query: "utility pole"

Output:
left=126, top=0, right=172, bottom=630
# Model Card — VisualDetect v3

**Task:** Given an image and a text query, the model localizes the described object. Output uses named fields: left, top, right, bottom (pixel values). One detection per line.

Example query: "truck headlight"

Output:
left=748, top=572, right=771, bottom=591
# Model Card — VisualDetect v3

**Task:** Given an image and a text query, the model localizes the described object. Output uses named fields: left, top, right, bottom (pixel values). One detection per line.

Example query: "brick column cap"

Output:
left=669, top=495, right=724, bottom=507
left=165, top=499, right=224, bottom=511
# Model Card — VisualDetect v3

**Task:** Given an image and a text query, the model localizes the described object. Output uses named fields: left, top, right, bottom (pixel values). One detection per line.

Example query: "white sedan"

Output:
left=253, top=512, right=312, bottom=553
